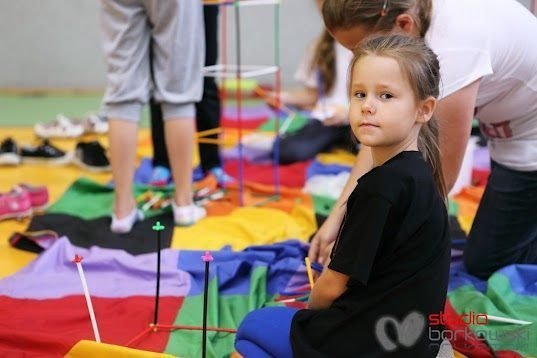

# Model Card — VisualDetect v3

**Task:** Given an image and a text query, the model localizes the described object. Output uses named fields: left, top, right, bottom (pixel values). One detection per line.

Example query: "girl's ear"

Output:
left=417, top=96, right=437, bottom=123
left=394, top=14, right=419, bottom=37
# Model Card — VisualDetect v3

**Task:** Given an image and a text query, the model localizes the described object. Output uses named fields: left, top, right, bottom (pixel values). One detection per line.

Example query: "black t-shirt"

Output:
left=291, top=151, right=450, bottom=357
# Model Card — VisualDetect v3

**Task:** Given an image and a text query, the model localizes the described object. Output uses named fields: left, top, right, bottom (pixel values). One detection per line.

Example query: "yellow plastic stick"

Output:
left=305, top=257, right=315, bottom=290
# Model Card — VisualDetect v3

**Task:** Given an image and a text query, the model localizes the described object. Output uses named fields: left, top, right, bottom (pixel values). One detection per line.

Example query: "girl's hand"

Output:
left=308, top=214, right=341, bottom=265
left=263, top=90, right=293, bottom=110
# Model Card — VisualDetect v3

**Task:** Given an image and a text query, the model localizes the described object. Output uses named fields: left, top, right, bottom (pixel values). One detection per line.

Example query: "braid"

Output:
left=311, top=30, right=337, bottom=94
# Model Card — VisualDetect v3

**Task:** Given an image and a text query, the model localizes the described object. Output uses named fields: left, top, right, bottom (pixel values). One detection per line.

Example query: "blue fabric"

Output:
left=235, top=306, right=298, bottom=358
left=177, top=240, right=309, bottom=296
left=306, top=159, right=352, bottom=179
left=133, top=157, right=205, bottom=185
left=447, top=261, right=488, bottom=293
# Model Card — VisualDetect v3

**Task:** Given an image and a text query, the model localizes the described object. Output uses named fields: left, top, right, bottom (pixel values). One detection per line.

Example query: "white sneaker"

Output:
left=111, top=208, right=144, bottom=233
left=34, top=114, right=85, bottom=139
left=172, top=202, right=206, bottom=227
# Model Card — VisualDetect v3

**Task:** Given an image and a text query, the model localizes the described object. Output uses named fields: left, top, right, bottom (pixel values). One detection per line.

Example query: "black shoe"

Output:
left=0, top=138, right=21, bottom=165
left=73, top=140, right=111, bottom=172
left=20, top=139, right=71, bottom=165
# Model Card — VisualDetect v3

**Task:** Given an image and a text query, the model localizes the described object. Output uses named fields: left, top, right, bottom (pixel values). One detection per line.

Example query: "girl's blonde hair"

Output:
left=323, top=0, right=433, bottom=38
left=311, top=30, right=337, bottom=95
left=349, top=34, right=446, bottom=198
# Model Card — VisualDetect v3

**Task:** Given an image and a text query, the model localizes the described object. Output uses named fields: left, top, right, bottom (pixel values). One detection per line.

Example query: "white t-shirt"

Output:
left=294, top=40, right=353, bottom=118
left=427, top=0, right=537, bottom=171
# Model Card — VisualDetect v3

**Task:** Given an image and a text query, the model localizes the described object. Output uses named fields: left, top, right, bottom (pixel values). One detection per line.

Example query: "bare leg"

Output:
left=109, top=119, right=138, bottom=218
left=165, top=117, right=196, bottom=206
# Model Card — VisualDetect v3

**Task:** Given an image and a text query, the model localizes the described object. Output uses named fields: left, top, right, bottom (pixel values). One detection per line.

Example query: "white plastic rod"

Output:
left=74, top=256, right=101, bottom=342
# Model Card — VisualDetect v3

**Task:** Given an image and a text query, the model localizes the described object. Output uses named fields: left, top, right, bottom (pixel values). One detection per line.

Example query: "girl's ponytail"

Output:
left=418, top=117, right=447, bottom=198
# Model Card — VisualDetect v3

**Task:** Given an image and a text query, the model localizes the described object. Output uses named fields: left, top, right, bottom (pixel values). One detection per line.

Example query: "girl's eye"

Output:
left=380, top=93, right=393, bottom=100
left=354, top=92, right=365, bottom=99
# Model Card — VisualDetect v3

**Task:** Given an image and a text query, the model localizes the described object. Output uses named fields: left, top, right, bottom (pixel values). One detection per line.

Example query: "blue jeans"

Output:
left=464, top=161, right=537, bottom=278
left=235, top=307, right=298, bottom=358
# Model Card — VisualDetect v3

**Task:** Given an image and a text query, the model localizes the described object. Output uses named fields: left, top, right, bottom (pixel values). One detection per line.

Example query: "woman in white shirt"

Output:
left=310, top=0, right=537, bottom=279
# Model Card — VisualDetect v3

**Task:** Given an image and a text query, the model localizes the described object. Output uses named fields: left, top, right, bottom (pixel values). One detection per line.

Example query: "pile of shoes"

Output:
left=0, top=137, right=71, bottom=166
left=34, top=113, right=108, bottom=139
left=0, top=137, right=111, bottom=172
left=0, top=184, right=49, bottom=221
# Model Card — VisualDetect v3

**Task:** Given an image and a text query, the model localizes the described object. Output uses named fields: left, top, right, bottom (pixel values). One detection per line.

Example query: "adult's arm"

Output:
left=436, top=80, right=480, bottom=190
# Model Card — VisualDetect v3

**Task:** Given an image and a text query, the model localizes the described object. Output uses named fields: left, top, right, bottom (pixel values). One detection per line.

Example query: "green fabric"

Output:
left=312, top=194, right=337, bottom=217
left=448, top=274, right=537, bottom=356
left=222, top=79, right=259, bottom=93
left=0, top=94, right=150, bottom=127
left=222, top=99, right=268, bottom=108
left=47, top=177, right=174, bottom=220
left=258, top=114, right=308, bottom=134
left=448, top=200, right=459, bottom=216
left=164, top=267, right=280, bottom=358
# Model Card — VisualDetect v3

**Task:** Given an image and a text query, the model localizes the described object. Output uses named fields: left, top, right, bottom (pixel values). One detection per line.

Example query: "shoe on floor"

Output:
left=73, top=140, right=111, bottom=172
left=80, top=114, right=108, bottom=135
left=0, top=138, right=21, bottom=166
left=111, top=207, right=144, bottom=234
left=172, top=202, right=206, bottom=227
left=20, top=139, right=71, bottom=165
left=34, top=114, right=85, bottom=139
left=17, top=184, right=49, bottom=211
left=0, top=188, right=32, bottom=221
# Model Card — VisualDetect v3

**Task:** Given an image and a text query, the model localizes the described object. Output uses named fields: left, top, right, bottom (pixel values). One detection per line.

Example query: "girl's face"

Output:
left=349, top=55, right=431, bottom=151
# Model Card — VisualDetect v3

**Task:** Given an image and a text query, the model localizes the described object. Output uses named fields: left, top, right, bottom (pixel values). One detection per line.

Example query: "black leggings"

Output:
left=464, top=161, right=537, bottom=278
left=275, top=120, right=353, bottom=165
left=150, top=6, right=221, bottom=173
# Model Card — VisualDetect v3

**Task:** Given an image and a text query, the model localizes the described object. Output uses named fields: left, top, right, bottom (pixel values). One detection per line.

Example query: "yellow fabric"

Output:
left=316, top=149, right=355, bottom=166
left=172, top=206, right=316, bottom=251
left=451, top=186, right=485, bottom=234
left=65, top=340, right=175, bottom=358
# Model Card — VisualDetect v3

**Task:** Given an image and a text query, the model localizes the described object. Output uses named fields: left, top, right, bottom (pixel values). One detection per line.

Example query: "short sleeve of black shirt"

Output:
left=328, top=193, right=394, bottom=286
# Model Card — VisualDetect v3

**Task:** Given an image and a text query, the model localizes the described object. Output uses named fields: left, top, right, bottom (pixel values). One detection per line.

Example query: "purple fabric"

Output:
left=0, top=237, right=190, bottom=299
left=224, top=106, right=275, bottom=119
left=473, top=145, right=491, bottom=170
left=223, top=145, right=272, bottom=163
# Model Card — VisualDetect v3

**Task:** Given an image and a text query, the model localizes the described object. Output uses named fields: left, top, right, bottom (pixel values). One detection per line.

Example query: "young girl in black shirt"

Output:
left=235, top=34, right=451, bottom=357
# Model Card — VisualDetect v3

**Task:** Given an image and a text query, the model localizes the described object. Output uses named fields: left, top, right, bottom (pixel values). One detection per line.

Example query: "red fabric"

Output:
left=444, top=300, right=522, bottom=358
left=224, top=159, right=311, bottom=188
left=0, top=295, right=183, bottom=356
left=472, top=168, right=490, bottom=187
left=221, top=116, right=267, bottom=129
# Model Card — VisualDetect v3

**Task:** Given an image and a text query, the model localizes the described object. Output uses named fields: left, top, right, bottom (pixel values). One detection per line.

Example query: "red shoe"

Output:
left=0, top=188, right=32, bottom=221
left=17, top=184, right=49, bottom=211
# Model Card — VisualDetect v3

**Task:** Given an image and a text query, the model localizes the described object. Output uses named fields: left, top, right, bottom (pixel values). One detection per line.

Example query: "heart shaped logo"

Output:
left=375, top=311, right=426, bottom=351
